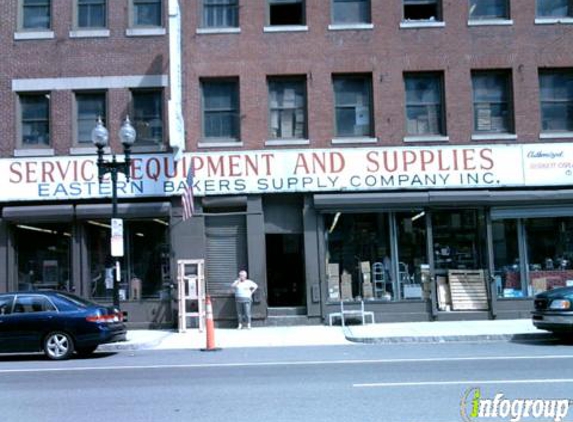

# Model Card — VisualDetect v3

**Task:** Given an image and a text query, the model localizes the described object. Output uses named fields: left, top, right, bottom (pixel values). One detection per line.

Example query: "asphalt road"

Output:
left=1, top=340, right=573, bottom=422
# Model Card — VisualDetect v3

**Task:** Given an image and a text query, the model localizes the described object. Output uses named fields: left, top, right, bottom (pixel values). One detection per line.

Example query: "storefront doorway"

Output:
left=266, top=234, right=305, bottom=307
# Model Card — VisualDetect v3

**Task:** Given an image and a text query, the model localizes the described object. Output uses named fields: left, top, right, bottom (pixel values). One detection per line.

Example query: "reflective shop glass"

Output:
left=526, top=217, right=573, bottom=295
left=15, top=223, right=72, bottom=293
left=87, top=219, right=170, bottom=300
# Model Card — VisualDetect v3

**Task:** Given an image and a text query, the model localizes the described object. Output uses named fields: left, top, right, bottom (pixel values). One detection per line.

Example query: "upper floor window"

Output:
left=536, top=0, right=573, bottom=18
left=268, top=77, right=307, bottom=140
left=539, top=69, right=573, bottom=133
left=132, top=90, right=164, bottom=146
left=201, top=79, right=240, bottom=142
left=77, top=0, right=107, bottom=28
left=403, top=0, right=442, bottom=21
left=268, top=0, right=305, bottom=26
left=20, top=93, right=50, bottom=147
left=76, top=92, right=106, bottom=144
left=404, top=72, right=445, bottom=136
left=332, top=0, right=371, bottom=25
left=22, top=0, right=51, bottom=30
left=333, top=74, right=373, bottom=138
left=472, top=71, right=514, bottom=134
left=468, top=0, right=510, bottom=20
left=201, top=0, right=239, bottom=29
left=132, top=0, right=162, bottom=27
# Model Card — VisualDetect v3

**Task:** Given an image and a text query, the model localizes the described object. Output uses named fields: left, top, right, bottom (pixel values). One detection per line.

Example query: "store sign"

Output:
left=2, top=143, right=573, bottom=201
left=111, top=218, right=124, bottom=258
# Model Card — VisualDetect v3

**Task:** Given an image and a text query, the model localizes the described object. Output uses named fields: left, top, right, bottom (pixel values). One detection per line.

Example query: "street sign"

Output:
left=111, top=218, right=124, bottom=257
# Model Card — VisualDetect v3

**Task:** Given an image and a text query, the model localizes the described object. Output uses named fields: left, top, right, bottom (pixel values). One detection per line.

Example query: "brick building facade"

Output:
left=2, top=0, right=573, bottom=327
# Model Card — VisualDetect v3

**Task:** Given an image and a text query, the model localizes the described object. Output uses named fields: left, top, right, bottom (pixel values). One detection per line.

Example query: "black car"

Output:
left=0, top=291, right=126, bottom=360
left=532, top=286, right=573, bottom=335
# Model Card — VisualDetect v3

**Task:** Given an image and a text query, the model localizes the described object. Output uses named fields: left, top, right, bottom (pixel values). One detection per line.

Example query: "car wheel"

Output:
left=76, top=345, right=98, bottom=357
left=44, top=332, right=74, bottom=360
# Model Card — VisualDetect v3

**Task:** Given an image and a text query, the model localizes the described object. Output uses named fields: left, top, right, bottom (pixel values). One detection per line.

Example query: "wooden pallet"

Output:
left=448, top=270, right=488, bottom=311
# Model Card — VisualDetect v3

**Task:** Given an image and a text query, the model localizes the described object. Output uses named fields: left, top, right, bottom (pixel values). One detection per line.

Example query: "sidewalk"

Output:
left=98, top=319, right=552, bottom=352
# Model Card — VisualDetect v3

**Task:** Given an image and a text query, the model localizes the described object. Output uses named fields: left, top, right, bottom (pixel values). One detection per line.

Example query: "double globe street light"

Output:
left=91, top=117, right=137, bottom=308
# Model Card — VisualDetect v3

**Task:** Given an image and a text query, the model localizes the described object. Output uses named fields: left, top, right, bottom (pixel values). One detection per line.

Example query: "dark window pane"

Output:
left=78, top=0, right=106, bottom=28
left=202, top=80, right=239, bottom=140
left=469, top=0, right=509, bottom=19
left=536, top=0, right=572, bottom=17
left=21, top=94, right=50, bottom=146
left=23, top=0, right=51, bottom=29
left=133, top=0, right=161, bottom=26
left=333, top=0, right=370, bottom=24
left=202, top=0, right=238, bottom=28
left=77, top=93, right=106, bottom=143
left=333, top=76, right=372, bottom=137
left=405, top=73, right=444, bottom=135
left=133, top=91, right=163, bottom=145
left=540, top=71, right=573, bottom=132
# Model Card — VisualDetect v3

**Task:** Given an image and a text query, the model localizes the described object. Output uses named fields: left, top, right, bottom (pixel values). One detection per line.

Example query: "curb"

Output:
left=97, top=332, right=172, bottom=352
left=344, top=332, right=556, bottom=344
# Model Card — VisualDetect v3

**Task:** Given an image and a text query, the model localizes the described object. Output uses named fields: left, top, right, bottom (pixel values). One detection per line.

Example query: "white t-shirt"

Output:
left=233, top=279, right=258, bottom=300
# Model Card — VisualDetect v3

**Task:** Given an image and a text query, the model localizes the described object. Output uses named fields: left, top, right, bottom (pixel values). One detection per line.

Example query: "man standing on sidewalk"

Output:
left=231, top=270, right=258, bottom=330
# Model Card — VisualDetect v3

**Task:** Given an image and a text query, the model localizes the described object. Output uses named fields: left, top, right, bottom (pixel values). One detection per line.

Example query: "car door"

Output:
left=7, top=294, right=58, bottom=353
left=0, top=294, right=17, bottom=352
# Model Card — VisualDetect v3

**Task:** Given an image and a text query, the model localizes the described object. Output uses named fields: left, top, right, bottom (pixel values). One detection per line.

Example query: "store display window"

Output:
left=526, top=217, right=573, bottom=295
left=492, top=219, right=523, bottom=298
left=87, top=218, right=170, bottom=300
left=395, top=211, right=428, bottom=300
left=15, top=223, right=72, bottom=292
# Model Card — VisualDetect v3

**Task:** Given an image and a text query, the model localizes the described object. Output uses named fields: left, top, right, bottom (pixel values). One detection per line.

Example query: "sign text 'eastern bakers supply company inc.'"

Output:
left=2, top=143, right=573, bottom=201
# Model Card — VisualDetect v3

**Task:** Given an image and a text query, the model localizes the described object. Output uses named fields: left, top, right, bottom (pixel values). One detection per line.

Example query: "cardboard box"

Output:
left=328, top=286, right=340, bottom=300
left=340, top=279, right=353, bottom=300
left=327, top=263, right=339, bottom=277
left=360, top=261, right=371, bottom=273
left=362, top=282, right=373, bottom=299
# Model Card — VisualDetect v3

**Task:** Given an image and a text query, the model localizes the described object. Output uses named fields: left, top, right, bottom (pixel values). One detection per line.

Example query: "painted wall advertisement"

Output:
left=2, top=143, right=572, bottom=202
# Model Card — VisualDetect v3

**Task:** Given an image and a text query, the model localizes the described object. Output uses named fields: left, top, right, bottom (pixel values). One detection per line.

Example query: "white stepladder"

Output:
left=177, top=259, right=206, bottom=333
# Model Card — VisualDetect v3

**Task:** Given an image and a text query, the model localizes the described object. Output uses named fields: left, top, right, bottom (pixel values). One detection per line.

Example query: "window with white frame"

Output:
left=404, top=73, right=445, bottom=136
left=201, top=0, right=238, bottom=28
left=20, top=93, right=50, bottom=147
left=76, top=92, right=106, bottom=144
left=403, top=0, right=442, bottom=21
left=333, top=74, right=373, bottom=138
left=202, top=79, right=240, bottom=141
left=21, top=0, right=51, bottom=29
left=268, top=77, right=307, bottom=140
left=472, top=71, right=513, bottom=134
left=332, top=0, right=371, bottom=25
left=536, top=0, right=573, bottom=17
left=539, top=69, right=573, bottom=132
left=268, top=0, right=305, bottom=26
left=132, top=0, right=162, bottom=27
left=468, top=0, right=509, bottom=20
left=77, top=0, right=106, bottom=28
left=132, top=90, right=163, bottom=145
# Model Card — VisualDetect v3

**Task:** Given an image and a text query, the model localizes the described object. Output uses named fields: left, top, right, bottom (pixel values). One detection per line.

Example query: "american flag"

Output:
left=181, top=160, right=195, bottom=221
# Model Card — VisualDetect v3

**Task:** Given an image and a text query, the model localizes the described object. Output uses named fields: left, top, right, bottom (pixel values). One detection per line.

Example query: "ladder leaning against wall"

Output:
left=177, top=259, right=206, bottom=333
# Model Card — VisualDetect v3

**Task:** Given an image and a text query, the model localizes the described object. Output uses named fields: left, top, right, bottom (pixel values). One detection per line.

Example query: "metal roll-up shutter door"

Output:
left=205, top=215, right=247, bottom=295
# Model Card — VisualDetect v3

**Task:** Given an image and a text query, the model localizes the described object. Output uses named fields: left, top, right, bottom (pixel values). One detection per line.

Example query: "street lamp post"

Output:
left=91, top=117, right=137, bottom=308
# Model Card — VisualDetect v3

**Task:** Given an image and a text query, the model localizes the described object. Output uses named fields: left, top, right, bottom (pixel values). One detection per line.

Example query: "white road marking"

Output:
left=0, top=353, right=573, bottom=374
left=354, top=378, right=573, bottom=388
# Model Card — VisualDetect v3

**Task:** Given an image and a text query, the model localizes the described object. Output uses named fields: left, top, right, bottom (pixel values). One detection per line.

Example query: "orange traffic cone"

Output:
left=201, top=295, right=221, bottom=352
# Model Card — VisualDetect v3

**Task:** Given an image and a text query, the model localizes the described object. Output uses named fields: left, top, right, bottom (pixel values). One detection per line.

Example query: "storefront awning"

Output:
left=75, top=202, right=171, bottom=219
left=314, top=189, right=573, bottom=212
left=491, top=204, right=573, bottom=220
left=2, top=205, right=74, bottom=222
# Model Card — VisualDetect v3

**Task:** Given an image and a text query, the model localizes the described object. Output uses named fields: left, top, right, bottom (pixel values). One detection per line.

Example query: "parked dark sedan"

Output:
left=0, top=291, right=126, bottom=360
left=532, top=286, right=573, bottom=335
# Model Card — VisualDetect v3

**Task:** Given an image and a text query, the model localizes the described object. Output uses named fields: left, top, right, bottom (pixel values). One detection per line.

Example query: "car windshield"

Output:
left=55, top=292, right=99, bottom=308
